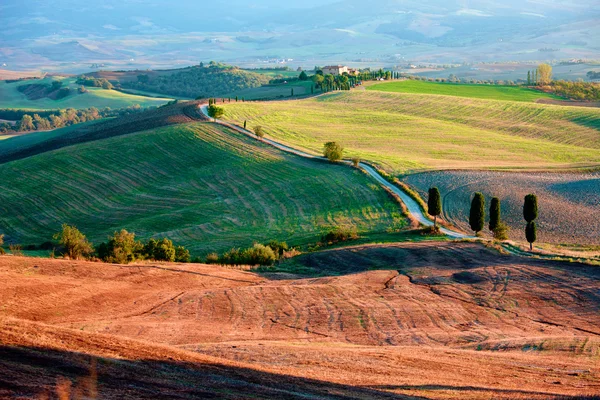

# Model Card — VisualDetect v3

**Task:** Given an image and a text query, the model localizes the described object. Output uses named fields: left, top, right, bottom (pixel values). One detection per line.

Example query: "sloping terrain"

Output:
left=0, top=116, right=403, bottom=255
left=1, top=242, right=599, bottom=399
left=221, top=91, right=600, bottom=172
left=0, top=77, right=171, bottom=110
left=404, top=170, right=600, bottom=245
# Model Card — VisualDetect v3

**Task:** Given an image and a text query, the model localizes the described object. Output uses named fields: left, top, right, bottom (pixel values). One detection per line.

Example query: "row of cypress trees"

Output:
left=427, top=188, right=539, bottom=250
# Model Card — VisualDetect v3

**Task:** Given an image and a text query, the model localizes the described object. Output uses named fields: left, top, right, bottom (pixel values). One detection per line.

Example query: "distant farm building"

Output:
left=322, top=65, right=359, bottom=76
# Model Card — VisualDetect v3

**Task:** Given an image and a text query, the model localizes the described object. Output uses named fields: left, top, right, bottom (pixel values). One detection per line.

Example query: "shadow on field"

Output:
left=277, top=241, right=600, bottom=278
left=0, top=345, right=417, bottom=400
left=370, top=385, right=600, bottom=400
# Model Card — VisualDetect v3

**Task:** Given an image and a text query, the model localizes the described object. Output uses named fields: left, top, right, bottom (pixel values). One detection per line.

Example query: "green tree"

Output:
left=99, top=229, right=143, bottom=264
left=254, top=125, right=264, bottom=138
left=537, top=64, right=552, bottom=86
left=323, top=141, right=344, bottom=161
left=527, top=70, right=531, bottom=86
left=526, top=221, right=537, bottom=251
left=523, top=194, right=539, bottom=250
left=53, top=224, right=94, bottom=260
left=207, top=104, right=224, bottom=121
left=523, top=194, right=538, bottom=223
left=469, top=193, right=485, bottom=234
left=291, top=88, right=294, bottom=96
left=144, top=238, right=176, bottom=262
left=427, top=187, right=442, bottom=227
left=243, top=120, right=247, bottom=129
left=175, top=246, right=191, bottom=263
left=18, top=115, right=34, bottom=131
left=299, top=71, right=308, bottom=81
left=489, top=197, right=501, bottom=232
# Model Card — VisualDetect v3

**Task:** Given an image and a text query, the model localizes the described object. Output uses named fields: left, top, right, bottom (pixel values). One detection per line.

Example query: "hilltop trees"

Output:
left=427, top=187, right=442, bottom=228
left=523, top=194, right=539, bottom=250
left=53, top=224, right=94, bottom=260
left=469, top=193, right=485, bottom=235
left=323, top=142, right=344, bottom=161
left=537, top=64, right=553, bottom=86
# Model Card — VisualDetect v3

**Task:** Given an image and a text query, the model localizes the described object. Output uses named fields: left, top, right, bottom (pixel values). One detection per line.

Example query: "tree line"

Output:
left=428, top=188, right=539, bottom=250
left=527, top=63, right=600, bottom=100
left=0, top=105, right=150, bottom=134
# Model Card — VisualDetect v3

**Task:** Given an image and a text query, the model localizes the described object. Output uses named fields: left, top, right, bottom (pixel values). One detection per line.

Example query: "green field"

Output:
left=0, top=77, right=172, bottom=110
left=221, top=91, right=600, bottom=173
left=224, top=80, right=315, bottom=101
left=0, top=122, right=404, bottom=255
left=367, top=80, right=561, bottom=102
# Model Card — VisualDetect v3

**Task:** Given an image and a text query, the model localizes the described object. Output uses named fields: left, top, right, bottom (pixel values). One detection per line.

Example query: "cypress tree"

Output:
left=427, top=187, right=442, bottom=227
left=523, top=194, right=538, bottom=223
left=523, top=194, right=539, bottom=250
left=526, top=221, right=537, bottom=251
left=235, top=96, right=238, bottom=102
left=527, top=71, right=531, bottom=85
left=291, top=88, right=294, bottom=96
left=489, top=197, right=501, bottom=232
left=469, top=192, right=485, bottom=234
left=243, top=120, right=247, bottom=129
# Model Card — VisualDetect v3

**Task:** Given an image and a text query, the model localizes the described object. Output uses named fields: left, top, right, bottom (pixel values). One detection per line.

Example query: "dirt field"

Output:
left=1, top=242, right=599, bottom=399
left=403, top=171, right=600, bottom=245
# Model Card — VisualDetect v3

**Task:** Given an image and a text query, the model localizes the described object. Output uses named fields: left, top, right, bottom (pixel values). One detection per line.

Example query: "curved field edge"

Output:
left=0, top=121, right=406, bottom=255
left=220, top=91, right=600, bottom=173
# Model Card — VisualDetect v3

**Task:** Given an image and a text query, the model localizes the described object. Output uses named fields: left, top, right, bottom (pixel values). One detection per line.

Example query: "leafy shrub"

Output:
left=242, top=244, right=277, bottom=266
left=98, top=229, right=144, bottom=264
left=9, top=244, right=23, bottom=256
left=253, top=126, right=264, bottom=138
left=264, top=240, right=288, bottom=257
left=323, top=141, right=344, bottom=161
left=205, top=252, right=219, bottom=264
left=175, top=246, right=191, bottom=263
left=322, top=226, right=358, bottom=243
left=53, top=224, right=94, bottom=260
left=144, top=238, right=176, bottom=262
left=492, top=222, right=509, bottom=241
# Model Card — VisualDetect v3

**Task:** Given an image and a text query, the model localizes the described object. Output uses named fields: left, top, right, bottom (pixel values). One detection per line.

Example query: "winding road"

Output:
left=200, top=105, right=469, bottom=239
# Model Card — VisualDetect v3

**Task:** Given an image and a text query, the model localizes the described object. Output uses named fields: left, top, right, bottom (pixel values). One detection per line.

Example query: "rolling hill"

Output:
left=0, top=104, right=404, bottom=255
left=1, top=241, right=599, bottom=398
left=221, top=90, right=600, bottom=173
left=0, top=76, right=172, bottom=110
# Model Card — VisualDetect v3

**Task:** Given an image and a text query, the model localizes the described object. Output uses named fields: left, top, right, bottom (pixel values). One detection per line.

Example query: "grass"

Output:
left=0, top=77, right=172, bottom=110
left=221, top=91, right=600, bottom=173
left=367, top=80, right=561, bottom=102
left=0, top=122, right=405, bottom=256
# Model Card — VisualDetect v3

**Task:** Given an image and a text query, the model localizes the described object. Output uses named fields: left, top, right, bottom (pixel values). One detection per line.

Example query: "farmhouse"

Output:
left=322, top=65, right=359, bottom=76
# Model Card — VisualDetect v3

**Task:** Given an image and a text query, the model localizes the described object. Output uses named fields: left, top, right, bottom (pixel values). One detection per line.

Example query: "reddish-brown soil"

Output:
left=1, top=242, right=599, bottom=399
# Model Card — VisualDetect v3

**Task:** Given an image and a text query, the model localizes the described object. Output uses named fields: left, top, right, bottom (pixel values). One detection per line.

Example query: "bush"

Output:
left=242, top=244, right=277, bottom=266
left=264, top=240, right=288, bottom=257
left=492, top=222, right=509, bottom=241
left=351, top=157, right=361, bottom=167
left=322, top=226, right=358, bottom=243
left=323, top=142, right=344, bottom=161
left=145, top=238, right=176, bottom=262
left=98, top=229, right=143, bottom=264
left=205, top=252, right=219, bottom=264
left=175, top=246, right=191, bottom=263
left=253, top=126, right=264, bottom=138
left=53, top=224, right=94, bottom=260
left=9, top=244, right=23, bottom=256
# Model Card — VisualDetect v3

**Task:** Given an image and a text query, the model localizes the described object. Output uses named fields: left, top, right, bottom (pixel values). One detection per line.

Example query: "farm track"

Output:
left=1, top=244, right=600, bottom=399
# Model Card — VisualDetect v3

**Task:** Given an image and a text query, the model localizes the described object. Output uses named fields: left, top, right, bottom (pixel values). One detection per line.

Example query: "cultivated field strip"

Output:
left=222, top=91, right=600, bottom=172
left=0, top=122, right=403, bottom=254
left=404, top=171, right=600, bottom=244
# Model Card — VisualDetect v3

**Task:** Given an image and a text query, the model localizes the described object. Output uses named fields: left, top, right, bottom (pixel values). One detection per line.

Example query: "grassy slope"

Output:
left=0, top=122, right=403, bottom=255
left=367, top=80, right=561, bottom=102
left=0, top=77, right=172, bottom=110
left=221, top=91, right=600, bottom=172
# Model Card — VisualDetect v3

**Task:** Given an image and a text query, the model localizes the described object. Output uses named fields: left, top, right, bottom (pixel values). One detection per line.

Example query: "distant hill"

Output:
left=116, top=64, right=271, bottom=98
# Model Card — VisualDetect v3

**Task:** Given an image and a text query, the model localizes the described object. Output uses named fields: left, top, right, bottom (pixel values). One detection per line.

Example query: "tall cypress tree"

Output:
left=526, top=222, right=537, bottom=251
left=469, top=192, right=485, bottom=234
left=527, top=71, right=531, bottom=86
left=428, top=187, right=442, bottom=228
left=523, top=194, right=539, bottom=250
left=489, top=197, right=501, bottom=232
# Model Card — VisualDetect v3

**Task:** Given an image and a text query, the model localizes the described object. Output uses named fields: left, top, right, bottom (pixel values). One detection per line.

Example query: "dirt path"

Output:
left=199, top=104, right=469, bottom=239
